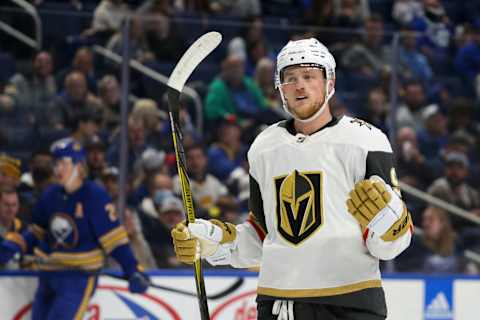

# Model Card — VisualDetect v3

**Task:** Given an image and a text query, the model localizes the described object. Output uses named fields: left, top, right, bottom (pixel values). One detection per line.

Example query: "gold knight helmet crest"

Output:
left=276, top=170, right=324, bottom=245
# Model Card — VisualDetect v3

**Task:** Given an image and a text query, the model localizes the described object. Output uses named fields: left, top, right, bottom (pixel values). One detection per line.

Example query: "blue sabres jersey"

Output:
left=29, top=181, right=129, bottom=271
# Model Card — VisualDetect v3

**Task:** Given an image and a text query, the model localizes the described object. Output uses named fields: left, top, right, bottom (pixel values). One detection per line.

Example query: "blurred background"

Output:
left=0, top=0, right=480, bottom=274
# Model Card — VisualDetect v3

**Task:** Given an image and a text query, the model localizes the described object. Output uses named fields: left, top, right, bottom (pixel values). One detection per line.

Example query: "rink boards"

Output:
left=0, top=270, right=479, bottom=320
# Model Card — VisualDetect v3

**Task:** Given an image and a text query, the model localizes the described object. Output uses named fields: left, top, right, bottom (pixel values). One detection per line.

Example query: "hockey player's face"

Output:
left=53, top=158, right=75, bottom=185
left=281, top=66, right=327, bottom=120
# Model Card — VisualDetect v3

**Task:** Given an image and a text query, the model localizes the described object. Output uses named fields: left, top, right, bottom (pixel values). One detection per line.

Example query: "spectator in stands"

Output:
left=138, top=172, right=173, bottom=218
left=361, top=87, right=389, bottom=134
left=392, top=0, right=423, bottom=27
left=136, top=7, right=187, bottom=62
left=106, top=15, right=154, bottom=64
left=0, top=83, right=18, bottom=145
left=85, top=135, right=108, bottom=182
left=396, top=79, right=429, bottom=130
left=107, top=114, right=148, bottom=172
left=50, top=71, right=101, bottom=130
left=174, top=144, right=232, bottom=218
left=18, top=148, right=54, bottom=197
left=302, top=0, right=335, bottom=26
left=131, top=148, right=167, bottom=201
left=396, top=27, right=433, bottom=84
left=410, top=0, right=453, bottom=73
left=455, top=19, right=480, bottom=91
left=100, top=166, right=120, bottom=201
left=428, top=152, right=480, bottom=231
left=238, top=16, right=274, bottom=76
left=131, top=98, right=169, bottom=150
left=141, top=194, right=185, bottom=267
left=83, top=0, right=131, bottom=41
left=417, top=104, right=448, bottom=160
left=254, top=57, right=282, bottom=110
left=70, top=110, right=101, bottom=146
left=331, top=0, right=370, bottom=28
left=0, top=187, right=23, bottom=270
left=207, top=121, right=247, bottom=181
left=17, top=148, right=54, bottom=223
left=396, top=126, right=438, bottom=188
left=205, top=54, right=269, bottom=126
left=447, top=97, right=479, bottom=141
left=172, top=0, right=210, bottom=13
left=421, top=206, right=468, bottom=274
left=208, top=0, right=261, bottom=18
left=0, top=154, right=21, bottom=189
left=341, top=15, right=389, bottom=83
left=394, top=205, right=467, bottom=273
left=8, top=51, right=56, bottom=109
left=137, top=0, right=173, bottom=17
left=97, top=75, right=121, bottom=134
left=57, top=47, right=97, bottom=94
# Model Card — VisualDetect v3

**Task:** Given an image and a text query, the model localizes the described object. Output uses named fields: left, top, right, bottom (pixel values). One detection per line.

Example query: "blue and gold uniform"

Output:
left=1, top=139, right=149, bottom=320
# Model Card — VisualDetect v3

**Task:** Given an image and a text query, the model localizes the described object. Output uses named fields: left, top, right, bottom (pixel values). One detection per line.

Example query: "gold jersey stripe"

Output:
left=4, top=232, right=27, bottom=253
left=74, top=276, right=95, bottom=320
left=37, top=263, right=103, bottom=271
left=257, top=279, right=382, bottom=298
left=34, top=248, right=105, bottom=271
left=99, top=226, right=129, bottom=252
left=101, top=231, right=129, bottom=253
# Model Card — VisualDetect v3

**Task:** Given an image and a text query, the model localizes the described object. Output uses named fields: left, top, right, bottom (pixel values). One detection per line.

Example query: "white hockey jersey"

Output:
left=229, top=116, right=412, bottom=300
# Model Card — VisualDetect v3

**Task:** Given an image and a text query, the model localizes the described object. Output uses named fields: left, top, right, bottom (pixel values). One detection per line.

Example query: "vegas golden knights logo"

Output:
left=275, top=170, right=324, bottom=245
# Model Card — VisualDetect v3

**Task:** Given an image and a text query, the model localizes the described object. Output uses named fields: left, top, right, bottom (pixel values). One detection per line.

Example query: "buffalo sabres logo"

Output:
left=275, top=170, right=324, bottom=245
left=49, top=213, right=79, bottom=249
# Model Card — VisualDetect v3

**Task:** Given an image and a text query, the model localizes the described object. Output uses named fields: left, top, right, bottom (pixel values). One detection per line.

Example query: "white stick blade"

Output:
left=167, top=31, right=222, bottom=92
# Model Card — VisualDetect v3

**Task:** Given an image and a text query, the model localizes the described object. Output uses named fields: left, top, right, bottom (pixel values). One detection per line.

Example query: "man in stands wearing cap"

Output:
left=142, top=193, right=185, bottom=268
left=85, top=134, right=107, bottom=182
left=0, top=153, right=21, bottom=189
left=417, top=104, right=448, bottom=160
left=0, top=138, right=149, bottom=319
left=428, top=152, right=480, bottom=231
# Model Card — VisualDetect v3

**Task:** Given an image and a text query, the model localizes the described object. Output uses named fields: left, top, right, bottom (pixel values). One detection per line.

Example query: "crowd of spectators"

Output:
left=1, top=0, right=480, bottom=274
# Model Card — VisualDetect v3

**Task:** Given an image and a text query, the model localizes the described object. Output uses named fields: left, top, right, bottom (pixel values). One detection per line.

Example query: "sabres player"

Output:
left=0, top=138, right=149, bottom=320
left=172, top=38, right=413, bottom=319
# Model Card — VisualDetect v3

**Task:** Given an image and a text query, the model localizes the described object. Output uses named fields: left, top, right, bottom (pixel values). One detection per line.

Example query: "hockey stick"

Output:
left=104, top=272, right=244, bottom=300
left=166, top=31, right=222, bottom=320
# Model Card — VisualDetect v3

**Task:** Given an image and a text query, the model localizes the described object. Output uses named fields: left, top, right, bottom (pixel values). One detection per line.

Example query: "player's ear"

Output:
left=328, top=78, right=335, bottom=92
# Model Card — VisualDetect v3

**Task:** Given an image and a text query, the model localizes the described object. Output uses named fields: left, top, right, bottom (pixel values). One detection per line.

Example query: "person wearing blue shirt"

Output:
left=0, top=138, right=149, bottom=320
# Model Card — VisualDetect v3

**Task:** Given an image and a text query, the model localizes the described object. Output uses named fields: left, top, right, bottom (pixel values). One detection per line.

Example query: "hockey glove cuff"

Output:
left=171, top=219, right=237, bottom=264
left=346, top=175, right=412, bottom=241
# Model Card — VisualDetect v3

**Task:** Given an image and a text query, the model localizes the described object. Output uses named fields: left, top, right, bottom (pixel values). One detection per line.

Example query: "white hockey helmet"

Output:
left=275, top=38, right=336, bottom=122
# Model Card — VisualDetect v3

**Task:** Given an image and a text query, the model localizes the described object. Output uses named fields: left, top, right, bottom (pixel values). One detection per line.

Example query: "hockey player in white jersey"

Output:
left=172, top=38, right=413, bottom=320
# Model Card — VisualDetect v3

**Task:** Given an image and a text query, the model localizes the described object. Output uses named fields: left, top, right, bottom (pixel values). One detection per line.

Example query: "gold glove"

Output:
left=346, top=177, right=412, bottom=241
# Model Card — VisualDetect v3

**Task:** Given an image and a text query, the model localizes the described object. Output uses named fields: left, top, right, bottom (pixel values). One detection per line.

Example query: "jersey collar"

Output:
left=279, top=115, right=342, bottom=136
